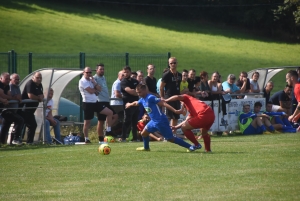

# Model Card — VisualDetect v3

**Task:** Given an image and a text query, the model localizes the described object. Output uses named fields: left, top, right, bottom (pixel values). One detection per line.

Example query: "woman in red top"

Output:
left=164, top=94, right=215, bottom=152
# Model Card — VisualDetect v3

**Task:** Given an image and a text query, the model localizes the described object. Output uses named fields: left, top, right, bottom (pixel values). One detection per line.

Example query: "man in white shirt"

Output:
left=110, top=71, right=124, bottom=106
left=79, top=67, right=111, bottom=143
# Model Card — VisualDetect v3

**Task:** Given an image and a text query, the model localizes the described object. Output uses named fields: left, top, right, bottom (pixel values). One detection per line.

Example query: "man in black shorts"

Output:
left=160, top=57, right=182, bottom=133
left=79, top=67, right=113, bottom=143
left=120, top=66, right=139, bottom=142
left=94, top=63, right=118, bottom=142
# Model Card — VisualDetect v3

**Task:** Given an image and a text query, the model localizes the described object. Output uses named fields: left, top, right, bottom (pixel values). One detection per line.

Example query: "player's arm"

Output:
left=164, top=95, right=184, bottom=102
left=125, top=101, right=139, bottom=109
left=173, top=115, right=192, bottom=130
left=160, top=101, right=183, bottom=114
left=289, top=102, right=300, bottom=122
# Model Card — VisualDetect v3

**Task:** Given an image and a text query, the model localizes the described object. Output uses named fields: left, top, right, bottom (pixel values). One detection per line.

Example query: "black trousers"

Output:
left=122, top=105, right=139, bottom=141
left=18, top=111, right=37, bottom=143
left=0, top=110, right=24, bottom=144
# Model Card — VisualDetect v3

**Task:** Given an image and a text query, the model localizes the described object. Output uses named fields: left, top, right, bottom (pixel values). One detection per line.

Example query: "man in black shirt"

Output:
left=145, top=64, right=159, bottom=97
left=160, top=57, right=182, bottom=130
left=269, top=85, right=292, bottom=115
left=120, top=66, right=139, bottom=142
left=187, top=69, right=200, bottom=97
left=0, top=72, right=24, bottom=145
left=236, top=71, right=251, bottom=99
left=19, top=72, right=44, bottom=144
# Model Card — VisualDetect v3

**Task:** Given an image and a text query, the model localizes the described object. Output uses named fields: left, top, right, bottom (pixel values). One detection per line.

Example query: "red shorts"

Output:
left=187, top=110, right=215, bottom=130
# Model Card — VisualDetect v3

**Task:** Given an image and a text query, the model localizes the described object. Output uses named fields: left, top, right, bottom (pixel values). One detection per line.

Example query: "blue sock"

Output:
left=142, top=136, right=150, bottom=149
left=269, top=125, right=275, bottom=132
left=282, top=118, right=292, bottom=127
left=174, top=137, right=191, bottom=149
left=260, top=125, right=266, bottom=132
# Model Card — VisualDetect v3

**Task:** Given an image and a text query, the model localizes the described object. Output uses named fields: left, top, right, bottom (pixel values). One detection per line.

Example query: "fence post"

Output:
left=28, top=52, right=33, bottom=74
left=79, top=52, right=85, bottom=122
left=125, top=52, right=129, bottom=66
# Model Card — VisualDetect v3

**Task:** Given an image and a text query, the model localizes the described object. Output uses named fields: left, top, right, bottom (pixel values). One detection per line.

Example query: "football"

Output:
left=104, top=136, right=115, bottom=143
left=98, top=144, right=111, bottom=155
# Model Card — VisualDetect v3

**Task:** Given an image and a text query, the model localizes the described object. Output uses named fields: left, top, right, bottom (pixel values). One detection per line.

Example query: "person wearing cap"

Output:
left=222, top=74, right=240, bottom=99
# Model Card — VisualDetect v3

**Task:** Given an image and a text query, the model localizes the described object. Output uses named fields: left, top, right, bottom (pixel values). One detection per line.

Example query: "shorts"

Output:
left=188, top=109, right=215, bottom=130
left=82, top=102, right=97, bottom=120
left=96, top=102, right=116, bottom=121
left=165, top=100, right=180, bottom=119
left=145, top=119, right=174, bottom=140
left=243, top=124, right=264, bottom=135
left=271, top=105, right=280, bottom=112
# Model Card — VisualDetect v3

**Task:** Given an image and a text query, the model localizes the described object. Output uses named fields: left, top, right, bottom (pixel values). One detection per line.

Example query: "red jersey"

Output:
left=137, top=120, right=146, bottom=131
left=182, top=94, right=211, bottom=117
left=294, top=83, right=300, bottom=102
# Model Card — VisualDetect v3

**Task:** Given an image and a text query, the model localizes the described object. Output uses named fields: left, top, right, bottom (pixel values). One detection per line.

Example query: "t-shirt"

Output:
left=0, top=82, right=10, bottom=112
left=250, top=79, right=259, bottom=91
left=187, top=77, right=200, bottom=92
left=161, top=71, right=182, bottom=97
left=263, top=88, right=271, bottom=104
left=222, top=81, right=240, bottom=93
left=181, top=94, right=211, bottom=117
left=137, top=94, right=167, bottom=122
left=269, top=90, right=291, bottom=106
left=94, top=74, right=109, bottom=102
left=46, top=99, right=53, bottom=117
left=137, top=120, right=146, bottom=131
left=145, top=76, right=157, bottom=94
left=9, top=84, right=21, bottom=111
left=120, top=77, right=139, bottom=104
left=294, top=83, right=300, bottom=102
left=78, top=77, right=98, bottom=103
left=110, top=79, right=123, bottom=105
left=236, top=78, right=251, bottom=91
left=21, top=79, right=43, bottom=113
left=180, top=81, right=189, bottom=92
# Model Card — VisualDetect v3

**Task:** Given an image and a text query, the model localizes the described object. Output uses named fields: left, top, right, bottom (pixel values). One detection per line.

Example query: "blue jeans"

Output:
left=45, top=119, right=61, bottom=144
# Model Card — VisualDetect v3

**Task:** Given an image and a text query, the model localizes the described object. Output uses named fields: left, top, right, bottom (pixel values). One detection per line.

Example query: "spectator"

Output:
left=198, top=71, right=210, bottom=100
left=236, top=71, right=251, bottom=97
left=238, top=103, right=274, bottom=135
left=156, top=68, right=169, bottom=95
left=9, top=73, right=22, bottom=112
left=136, top=70, right=145, bottom=84
left=208, top=72, right=226, bottom=99
left=0, top=72, right=24, bottom=145
left=263, top=81, right=274, bottom=104
left=187, top=69, right=200, bottom=97
left=131, top=71, right=137, bottom=80
left=269, top=85, right=292, bottom=115
left=120, top=66, right=139, bottom=142
left=222, top=74, right=240, bottom=98
left=145, top=64, right=159, bottom=97
left=79, top=67, right=107, bottom=143
left=180, top=69, right=190, bottom=95
left=44, top=88, right=62, bottom=144
left=94, top=64, right=118, bottom=142
left=160, top=57, right=182, bottom=134
left=250, top=72, right=260, bottom=93
left=19, top=72, right=44, bottom=144
left=110, top=71, right=124, bottom=106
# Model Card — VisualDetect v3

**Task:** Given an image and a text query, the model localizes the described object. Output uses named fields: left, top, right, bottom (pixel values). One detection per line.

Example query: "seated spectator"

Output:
left=137, top=113, right=164, bottom=141
left=250, top=72, right=260, bottom=93
left=236, top=71, right=250, bottom=98
left=269, top=85, right=292, bottom=115
left=264, top=101, right=296, bottom=133
left=198, top=71, right=210, bottom=100
left=263, top=81, right=274, bottom=104
left=238, top=103, right=274, bottom=135
left=222, top=74, right=240, bottom=98
left=45, top=88, right=62, bottom=144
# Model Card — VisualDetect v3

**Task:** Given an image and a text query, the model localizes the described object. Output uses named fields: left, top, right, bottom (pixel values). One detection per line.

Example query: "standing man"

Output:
left=79, top=67, right=113, bottom=143
left=160, top=57, right=182, bottom=133
left=19, top=72, right=44, bottom=144
left=94, top=63, right=118, bottom=142
left=110, top=70, right=124, bottom=106
left=120, top=66, right=139, bottom=142
left=145, top=64, right=159, bottom=97
left=0, top=72, right=24, bottom=145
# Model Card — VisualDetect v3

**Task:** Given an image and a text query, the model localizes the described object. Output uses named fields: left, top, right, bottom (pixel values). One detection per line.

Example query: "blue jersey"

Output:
left=138, top=94, right=167, bottom=122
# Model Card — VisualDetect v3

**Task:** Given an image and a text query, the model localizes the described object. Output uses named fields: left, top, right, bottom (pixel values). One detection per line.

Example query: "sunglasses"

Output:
left=169, top=62, right=177, bottom=65
left=85, top=72, right=92, bottom=74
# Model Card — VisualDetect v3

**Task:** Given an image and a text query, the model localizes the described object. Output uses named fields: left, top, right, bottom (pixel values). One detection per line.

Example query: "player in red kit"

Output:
left=163, top=94, right=215, bottom=152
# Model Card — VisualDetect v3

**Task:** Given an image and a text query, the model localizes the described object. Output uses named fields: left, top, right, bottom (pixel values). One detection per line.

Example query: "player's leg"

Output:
left=180, top=119, right=200, bottom=147
left=136, top=121, right=156, bottom=151
left=261, top=116, right=275, bottom=132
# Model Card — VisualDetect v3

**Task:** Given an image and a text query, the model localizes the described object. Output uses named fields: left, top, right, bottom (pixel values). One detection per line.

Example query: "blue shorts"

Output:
left=145, top=119, right=174, bottom=140
left=243, top=124, right=264, bottom=135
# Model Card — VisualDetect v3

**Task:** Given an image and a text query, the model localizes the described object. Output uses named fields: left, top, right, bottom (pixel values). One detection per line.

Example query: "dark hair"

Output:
left=288, top=70, right=298, bottom=78
left=97, top=63, right=104, bottom=67
left=252, top=72, right=259, bottom=78
left=240, top=71, right=248, bottom=77
left=131, top=71, right=137, bottom=76
left=254, top=102, right=262, bottom=107
left=200, top=71, right=208, bottom=80
left=123, top=66, right=131, bottom=71
left=285, top=84, right=293, bottom=88
left=182, top=69, right=188, bottom=74
left=189, top=69, right=196, bottom=73
left=266, top=101, right=273, bottom=105
left=136, top=83, right=147, bottom=90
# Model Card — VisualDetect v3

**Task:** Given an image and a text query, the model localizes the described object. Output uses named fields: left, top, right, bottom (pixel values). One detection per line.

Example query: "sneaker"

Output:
left=263, top=131, right=272, bottom=135
left=12, top=140, right=22, bottom=145
left=85, top=139, right=91, bottom=144
left=136, top=147, right=150, bottom=151
left=187, top=145, right=196, bottom=152
left=195, top=144, right=202, bottom=149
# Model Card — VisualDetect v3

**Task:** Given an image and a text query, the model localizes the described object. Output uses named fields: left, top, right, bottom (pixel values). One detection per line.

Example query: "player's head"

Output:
left=142, top=113, right=150, bottom=123
left=254, top=102, right=262, bottom=114
left=266, top=101, right=273, bottom=112
left=242, top=103, right=251, bottom=113
left=286, top=70, right=298, bottom=86
left=136, top=83, right=148, bottom=98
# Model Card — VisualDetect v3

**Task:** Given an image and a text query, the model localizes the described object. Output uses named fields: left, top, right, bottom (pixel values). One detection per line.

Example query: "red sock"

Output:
left=202, top=134, right=211, bottom=151
left=184, top=130, right=199, bottom=146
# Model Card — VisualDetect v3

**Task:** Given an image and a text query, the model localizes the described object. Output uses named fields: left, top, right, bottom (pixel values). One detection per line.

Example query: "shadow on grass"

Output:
left=1, top=0, right=297, bottom=44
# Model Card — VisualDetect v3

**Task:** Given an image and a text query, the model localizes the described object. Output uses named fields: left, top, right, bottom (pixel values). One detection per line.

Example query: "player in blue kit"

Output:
left=125, top=83, right=197, bottom=152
